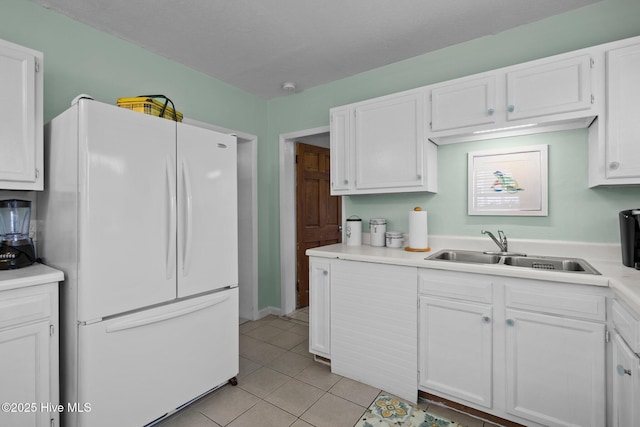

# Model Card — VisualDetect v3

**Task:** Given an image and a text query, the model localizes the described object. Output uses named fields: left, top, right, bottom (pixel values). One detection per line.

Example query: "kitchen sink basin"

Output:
left=427, top=250, right=600, bottom=275
left=501, top=256, right=600, bottom=274
left=430, top=250, right=501, bottom=264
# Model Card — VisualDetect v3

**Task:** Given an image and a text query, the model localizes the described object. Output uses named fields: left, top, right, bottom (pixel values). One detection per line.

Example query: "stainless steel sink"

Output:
left=501, top=256, right=600, bottom=274
left=427, top=250, right=600, bottom=275
left=430, top=250, right=501, bottom=264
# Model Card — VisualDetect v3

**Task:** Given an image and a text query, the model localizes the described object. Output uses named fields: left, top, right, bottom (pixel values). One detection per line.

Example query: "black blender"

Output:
left=0, top=199, right=36, bottom=269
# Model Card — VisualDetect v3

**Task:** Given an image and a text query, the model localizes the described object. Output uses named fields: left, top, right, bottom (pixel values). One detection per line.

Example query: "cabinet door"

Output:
left=612, top=334, right=640, bottom=427
left=419, top=296, right=492, bottom=407
left=605, top=43, right=640, bottom=179
left=0, top=321, right=51, bottom=427
left=354, top=92, right=424, bottom=190
left=329, top=107, right=351, bottom=193
left=309, top=258, right=331, bottom=358
left=0, top=40, right=42, bottom=190
left=506, top=55, right=592, bottom=121
left=504, top=309, right=605, bottom=427
left=431, top=75, right=497, bottom=132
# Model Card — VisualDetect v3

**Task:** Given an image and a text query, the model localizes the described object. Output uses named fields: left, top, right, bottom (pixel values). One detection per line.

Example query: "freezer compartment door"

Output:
left=177, top=123, right=238, bottom=297
left=78, top=100, right=177, bottom=320
left=75, top=288, right=238, bottom=427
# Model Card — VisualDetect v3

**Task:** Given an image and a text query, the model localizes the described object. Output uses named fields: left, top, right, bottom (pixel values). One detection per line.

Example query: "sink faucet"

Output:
left=481, top=230, right=508, bottom=253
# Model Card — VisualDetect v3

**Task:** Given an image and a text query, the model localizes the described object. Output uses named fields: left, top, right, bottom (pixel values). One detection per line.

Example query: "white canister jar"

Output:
left=385, top=231, right=404, bottom=248
left=369, top=218, right=387, bottom=247
left=345, top=216, right=362, bottom=246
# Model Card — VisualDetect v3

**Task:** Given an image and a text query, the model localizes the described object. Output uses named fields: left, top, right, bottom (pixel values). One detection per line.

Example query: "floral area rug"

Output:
left=354, top=395, right=467, bottom=427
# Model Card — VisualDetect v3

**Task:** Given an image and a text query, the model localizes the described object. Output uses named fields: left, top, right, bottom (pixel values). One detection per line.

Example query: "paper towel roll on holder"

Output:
left=405, top=207, right=431, bottom=252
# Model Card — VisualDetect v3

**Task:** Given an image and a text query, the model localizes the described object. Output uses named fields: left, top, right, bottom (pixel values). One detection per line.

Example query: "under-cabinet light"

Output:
left=473, top=123, right=538, bottom=134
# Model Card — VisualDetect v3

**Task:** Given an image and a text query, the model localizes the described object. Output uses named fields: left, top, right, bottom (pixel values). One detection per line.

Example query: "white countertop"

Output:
left=0, top=263, right=64, bottom=292
left=307, top=242, right=640, bottom=313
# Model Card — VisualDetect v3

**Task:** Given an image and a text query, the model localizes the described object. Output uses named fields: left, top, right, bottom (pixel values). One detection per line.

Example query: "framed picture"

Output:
left=468, top=144, right=548, bottom=216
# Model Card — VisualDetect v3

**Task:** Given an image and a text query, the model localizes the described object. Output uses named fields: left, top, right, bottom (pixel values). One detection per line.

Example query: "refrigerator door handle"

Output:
left=166, top=157, right=177, bottom=279
left=181, top=159, right=194, bottom=277
left=106, top=293, right=230, bottom=333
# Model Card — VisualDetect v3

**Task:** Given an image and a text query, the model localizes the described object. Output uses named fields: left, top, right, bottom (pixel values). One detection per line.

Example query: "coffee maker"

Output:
left=619, top=209, right=640, bottom=270
left=0, top=199, right=36, bottom=270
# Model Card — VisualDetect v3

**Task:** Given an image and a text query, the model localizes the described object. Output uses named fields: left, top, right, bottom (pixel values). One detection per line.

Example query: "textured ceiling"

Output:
left=33, top=0, right=599, bottom=99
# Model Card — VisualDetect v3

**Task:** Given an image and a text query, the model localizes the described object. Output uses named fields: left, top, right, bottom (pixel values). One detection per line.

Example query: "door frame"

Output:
left=183, top=118, right=258, bottom=321
left=280, top=126, right=345, bottom=316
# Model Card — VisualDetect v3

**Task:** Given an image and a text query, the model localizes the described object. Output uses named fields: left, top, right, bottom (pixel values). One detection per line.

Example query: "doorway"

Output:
left=295, top=142, right=342, bottom=308
left=280, top=126, right=344, bottom=315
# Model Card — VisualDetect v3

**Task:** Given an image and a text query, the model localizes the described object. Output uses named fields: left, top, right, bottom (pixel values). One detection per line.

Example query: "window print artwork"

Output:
left=468, top=145, right=548, bottom=216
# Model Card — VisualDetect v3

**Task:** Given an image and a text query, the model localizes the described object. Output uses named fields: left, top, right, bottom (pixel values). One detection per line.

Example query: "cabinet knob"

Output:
left=487, top=108, right=495, bottom=116
left=507, top=105, right=515, bottom=113
left=506, top=319, right=515, bottom=327
left=609, top=161, right=620, bottom=171
left=344, top=179, right=349, bottom=184
left=482, top=316, right=491, bottom=324
left=322, top=270, right=328, bottom=276
left=617, top=364, right=632, bottom=376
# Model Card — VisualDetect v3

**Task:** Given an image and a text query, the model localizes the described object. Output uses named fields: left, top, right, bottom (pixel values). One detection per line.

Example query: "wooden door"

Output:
left=296, top=143, right=341, bottom=308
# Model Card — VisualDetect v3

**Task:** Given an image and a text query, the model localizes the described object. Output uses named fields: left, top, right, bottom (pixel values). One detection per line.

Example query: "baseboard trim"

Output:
left=257, top=306, right=282, bottom=319
left=419, top=391, right=525, bottom=427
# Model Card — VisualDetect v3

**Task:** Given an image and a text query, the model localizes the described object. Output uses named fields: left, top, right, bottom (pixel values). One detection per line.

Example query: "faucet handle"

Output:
left=498, top=230, right=508, bottom=250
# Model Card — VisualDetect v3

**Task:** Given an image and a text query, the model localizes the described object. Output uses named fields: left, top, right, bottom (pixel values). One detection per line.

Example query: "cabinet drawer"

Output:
left=0, top=287, right=52, bottom=330
left=612, top=299, right=640, bottom=354
left=418, top=269, right=492, bottom=303
left=505, top=282, right=605, bottom=321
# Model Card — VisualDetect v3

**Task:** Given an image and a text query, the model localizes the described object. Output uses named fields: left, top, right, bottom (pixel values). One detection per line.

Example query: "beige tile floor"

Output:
left=156, top=308, right=502, bottom=427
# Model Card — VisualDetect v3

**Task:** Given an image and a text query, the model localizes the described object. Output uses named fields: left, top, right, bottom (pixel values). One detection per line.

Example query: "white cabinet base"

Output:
left=0, top=273, right=60, bottom=427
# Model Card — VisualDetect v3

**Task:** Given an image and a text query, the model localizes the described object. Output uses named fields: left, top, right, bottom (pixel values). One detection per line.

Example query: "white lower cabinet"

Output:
left=418, top=269, right=608, bottom=427
left=612, top=333, right=640, bottom=427
left=311, top=258, right=613, bottom=426
left=308, top=257, right=331, bottom=359
left=0, top=281, right=59, bottom=427
left=418, top=296, right=493, bottom=407
left=504, top=309, right=605, bottom=427
left=611, top=299, right=640, bottom=427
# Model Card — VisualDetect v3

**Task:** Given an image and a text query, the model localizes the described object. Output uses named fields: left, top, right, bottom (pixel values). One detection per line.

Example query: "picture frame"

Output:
left=468, top=144, right=548, bottom=216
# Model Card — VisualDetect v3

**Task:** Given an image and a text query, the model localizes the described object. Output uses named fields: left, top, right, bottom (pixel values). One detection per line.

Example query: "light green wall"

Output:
left=2, top=0, right=272, bottom=308
left=347, top=130, right=639, bottom=242
left=3, top=0, right=640, bottom=310
left=263, top=0, right=640, bottom=307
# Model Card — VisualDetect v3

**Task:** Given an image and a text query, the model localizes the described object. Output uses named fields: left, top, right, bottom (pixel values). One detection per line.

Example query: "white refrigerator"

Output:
left=38, top=98, right=239, bottom=427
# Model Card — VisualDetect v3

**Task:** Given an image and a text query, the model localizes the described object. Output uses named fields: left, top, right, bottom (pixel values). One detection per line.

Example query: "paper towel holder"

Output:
left=405, top=207, right=431, bottom=252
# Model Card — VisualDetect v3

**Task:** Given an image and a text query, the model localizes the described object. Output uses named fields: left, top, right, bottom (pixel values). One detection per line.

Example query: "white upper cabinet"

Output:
left=604, top=42, right=640, bottom=180
left=329, top=89, right=437, bottom=195
left=506, top=55, right=593, bottom=121
left=589, top=37, right=640, bottom=186
left=431, top=75, right=497, bottom=132
left=329, top=106, right=351, bottom=192
left=429, top=53, right=597, bottom=144
left=0, top=39, right=43, bottom=190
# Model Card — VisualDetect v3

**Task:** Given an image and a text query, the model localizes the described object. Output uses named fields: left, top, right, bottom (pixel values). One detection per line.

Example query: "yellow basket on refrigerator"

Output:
left=117, top=95, right=183, bottom=122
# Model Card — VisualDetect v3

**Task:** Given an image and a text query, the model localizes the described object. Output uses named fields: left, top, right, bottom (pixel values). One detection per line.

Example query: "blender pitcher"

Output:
left=0, top=199, right=36, bottom=269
